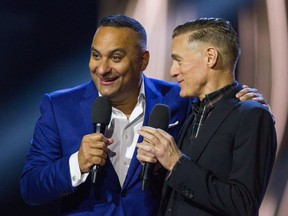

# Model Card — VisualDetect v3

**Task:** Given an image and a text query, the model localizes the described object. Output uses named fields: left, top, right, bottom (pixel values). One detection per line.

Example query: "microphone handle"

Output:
left=91, top=123, right=106, bottom=184
left=141, top=162, right=155, bottom=191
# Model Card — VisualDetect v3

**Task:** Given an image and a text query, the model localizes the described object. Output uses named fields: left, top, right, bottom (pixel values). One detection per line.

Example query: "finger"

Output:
left=138, top=149, right=156, bottom=158
left=106, top=138, right=114, bottom=146
left=137, top=147, right=157, bottom=161
left=238, top=92, right=260, bottom=101
left=96, top=140, right=109, bottom=149
left=90, top=147, right=108, bottom=158
left=89, top=157, right=105, bottom=167
left=137, top=142, right=153, bottom=151
left=252, top=97, right=266, bottom=104
left=136, top=143, right=157, bottom=164
left=137, top=142, right=157, bottom=154
left=136, top=153, right=157, bottom=164
left=87, top=133, right=105, bottom=140
left=83, top=143, right=108, bottom=162
left=139, top=127, right=168, bottom=143
left=84, top=135, right=112, bottom=150
left=138, top=126, right=158, bottom=134
left=236, top=87, right=257, bottom=98
left=78, top=149, right=106, bottom=172
left=138, top=128, right=160, bottom=145
left=154, top=128, right=173, bottom=141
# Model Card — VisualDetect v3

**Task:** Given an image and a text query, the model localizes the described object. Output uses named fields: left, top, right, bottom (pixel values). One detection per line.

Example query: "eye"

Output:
left=173, top=59, right=182, bottom=66
left=91, top=51, right=100, bottom=60
left=172, top=56, right=182, bottom=66
left=111, top=55, right=123, bottom=62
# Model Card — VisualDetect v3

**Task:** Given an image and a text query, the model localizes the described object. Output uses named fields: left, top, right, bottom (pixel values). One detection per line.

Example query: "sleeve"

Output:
left=69, top=151, right=89, bottom=187
left=166, top=106, right=277, bottom=215
left=20, top=94, right=76, bottom=205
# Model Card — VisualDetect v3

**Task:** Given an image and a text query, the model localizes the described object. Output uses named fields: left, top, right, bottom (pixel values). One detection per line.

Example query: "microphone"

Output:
left=141, top=104, right=170, bottom=191
left=91, top=96, right=112, bottom=184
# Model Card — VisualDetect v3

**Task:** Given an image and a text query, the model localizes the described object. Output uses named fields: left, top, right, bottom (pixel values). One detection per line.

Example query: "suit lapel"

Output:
left=177, top=114, right=194, bottom=149
left=189, top=86, right=242, bottom=161
left=79, top=81, right=99, bottom=134
left=122, top=75, right=163, bottom=190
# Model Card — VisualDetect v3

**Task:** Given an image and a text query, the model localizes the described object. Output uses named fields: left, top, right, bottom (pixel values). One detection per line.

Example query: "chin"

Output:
left=97, top=89, right=112, bottom=97
left=179, top=92, right=187, bottom=98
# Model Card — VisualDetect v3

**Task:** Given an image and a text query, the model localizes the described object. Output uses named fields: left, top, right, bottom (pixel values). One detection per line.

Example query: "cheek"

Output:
left=118, top=62, right=139, bottom=80
left=115, top=64, right=128, bottom=75
left=112, top=59, right=131, bottom=73
left=89, top=58, right=97, bottom=72
left=181, top=65, right=196, bottom=82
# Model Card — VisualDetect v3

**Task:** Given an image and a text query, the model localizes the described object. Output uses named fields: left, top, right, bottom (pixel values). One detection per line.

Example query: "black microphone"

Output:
left=141, top=104, right=170, bottom=191
left=91, top=96, right=112, bottom=184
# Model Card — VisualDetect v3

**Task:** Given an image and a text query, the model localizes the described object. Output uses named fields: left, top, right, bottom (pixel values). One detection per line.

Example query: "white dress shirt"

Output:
left=69, top=82, right=146, bottom=187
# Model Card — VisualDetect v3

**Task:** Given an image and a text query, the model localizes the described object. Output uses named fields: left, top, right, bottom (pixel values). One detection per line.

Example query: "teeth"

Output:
left=102, top=79, right=112, bottom=82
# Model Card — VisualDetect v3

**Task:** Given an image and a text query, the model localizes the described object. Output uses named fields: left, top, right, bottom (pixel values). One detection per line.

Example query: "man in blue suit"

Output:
left=137, top=18, right=276, bottom=215
left=21, top=15, right=269, bottom=215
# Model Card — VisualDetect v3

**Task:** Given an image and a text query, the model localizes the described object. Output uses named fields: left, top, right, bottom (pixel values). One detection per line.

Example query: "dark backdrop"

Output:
left=0, top=1, right=98, bottom=215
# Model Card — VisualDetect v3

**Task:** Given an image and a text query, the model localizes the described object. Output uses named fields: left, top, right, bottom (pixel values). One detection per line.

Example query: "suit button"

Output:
left=121, top=191, right=127, bottom=197
left=188, top=193, right=194, bottom=199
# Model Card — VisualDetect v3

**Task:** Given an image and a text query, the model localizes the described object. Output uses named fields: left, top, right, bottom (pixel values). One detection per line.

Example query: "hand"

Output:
left=137, top=126, right=182, bottom=171
left=236, top=85, right=265, bottom=102
left=78, top=133, right=113, bottom=173
left=137, top=141, right=158, bottom=165
left=236, top=85, right=272, bottom=113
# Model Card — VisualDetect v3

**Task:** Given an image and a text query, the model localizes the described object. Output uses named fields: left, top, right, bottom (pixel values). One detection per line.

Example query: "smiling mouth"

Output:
left=100, top=77, right=118, bottom=86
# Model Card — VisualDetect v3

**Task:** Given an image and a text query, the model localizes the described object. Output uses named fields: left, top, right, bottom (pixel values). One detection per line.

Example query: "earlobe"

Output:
left=206, top=47, right=218, bottom=68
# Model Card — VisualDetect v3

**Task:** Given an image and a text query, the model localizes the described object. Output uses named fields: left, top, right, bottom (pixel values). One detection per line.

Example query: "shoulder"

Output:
left=49, top=81, right=93, bottom=97
left=37, top=81, right=96, bottom=118
left=145, top=76, right=178, bottom=86
left=43, top=81, right=96, bottom=102
left=144, top=75, right=191, bottom=107
left=237, top=99, right=268, bottom=113
left=144, top=76, right=180, bottom=95
left=230, top=99, right=274, bottom=123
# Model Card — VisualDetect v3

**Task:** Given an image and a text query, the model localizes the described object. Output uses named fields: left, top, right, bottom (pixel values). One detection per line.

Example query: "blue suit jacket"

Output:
left=21, top=75, right=191, bottom=216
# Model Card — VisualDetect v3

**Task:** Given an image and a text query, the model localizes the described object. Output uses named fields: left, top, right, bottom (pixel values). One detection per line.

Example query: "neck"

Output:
left=112, top=88, right=140, bottom=116
left=199, top=70, right=234, bottom=100
left=113, top=100, right=138, bottom=117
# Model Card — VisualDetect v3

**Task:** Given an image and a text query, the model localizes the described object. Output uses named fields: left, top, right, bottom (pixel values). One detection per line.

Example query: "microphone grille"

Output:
left=91, top=96, right=112, bottom=125
left=148, top=104, right=170, bottom=131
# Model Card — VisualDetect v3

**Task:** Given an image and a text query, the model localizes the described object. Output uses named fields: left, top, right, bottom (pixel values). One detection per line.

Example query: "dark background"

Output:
left=1, top=1, right=97, bottom=215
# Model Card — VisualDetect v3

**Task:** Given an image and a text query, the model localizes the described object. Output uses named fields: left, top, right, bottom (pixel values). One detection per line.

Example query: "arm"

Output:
left=20, top=94, right=75, bottom=205
left=20, top=94, right=112, bottom=205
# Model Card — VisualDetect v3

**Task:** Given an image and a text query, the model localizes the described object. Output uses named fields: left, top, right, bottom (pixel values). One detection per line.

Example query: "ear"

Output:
left=140, top=50, right=150, bottom=71
left=206, top=47, right=218, bottom=68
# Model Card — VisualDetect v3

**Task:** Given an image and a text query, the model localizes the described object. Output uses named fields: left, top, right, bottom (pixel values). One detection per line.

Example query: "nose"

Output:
left=90, top=58, right=111, bottom=76
left=170, top=61, right=179, bottom=78
left=96, top=58, right=112, bottom=77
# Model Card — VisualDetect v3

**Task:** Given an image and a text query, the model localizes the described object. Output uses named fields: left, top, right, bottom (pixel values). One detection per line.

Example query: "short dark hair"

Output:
left=173, top=18, right=241, bottom=69
left=98, top=14, right=147, bottom=51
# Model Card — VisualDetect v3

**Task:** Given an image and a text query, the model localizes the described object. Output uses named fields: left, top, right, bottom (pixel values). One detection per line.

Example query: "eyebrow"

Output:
left=171, top=53, right=181, bottom=60
left=91, top=47, right=127, bottom=55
